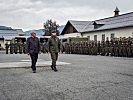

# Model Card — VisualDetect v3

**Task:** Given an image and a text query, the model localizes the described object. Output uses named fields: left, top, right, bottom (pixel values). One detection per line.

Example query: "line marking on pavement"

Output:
left=0, top=59, right=70, bottom=69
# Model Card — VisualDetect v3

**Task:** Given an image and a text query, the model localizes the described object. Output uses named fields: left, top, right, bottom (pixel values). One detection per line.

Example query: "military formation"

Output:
left=5, top=37, right=133, bottom=58
left=5, top=41, right=48, bottom=54
left=64, top=37, right=133, bottom=57
left=5, top=42, right=26, bottom=54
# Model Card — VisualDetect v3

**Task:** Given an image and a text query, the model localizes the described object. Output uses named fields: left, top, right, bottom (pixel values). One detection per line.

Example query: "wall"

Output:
left=82, top=27, right=133, bottom=41
left=0, top=40, right=4, bottom=49
left=63, top=32, right=81, bottom=38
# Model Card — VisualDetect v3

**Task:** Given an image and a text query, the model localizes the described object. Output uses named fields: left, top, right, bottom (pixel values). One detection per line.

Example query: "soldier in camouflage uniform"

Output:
left=82, top=41, right=85, bottom=55
left=67, top=43, right=70, bottom=54
left=64, top=43, right=68, bottom=54
left=14, top=42, right=18, bottom=54
left=10, top=43, right=14, bottom=54
left=48, top=30, right=61, bottom=72
left=23, top=42, right=26, bottom=54
left=130, top=38, right=133, bottom=57
left=77, top=42, right=80, bottom=54
left=84, top=41, right=88, bottom=55
left=94, top=41, right=98, bottom=55
left=105, top=37, right=110, bottom=56
left=5, top=42, right=9, bottom=54
left=114, top=38, right=119, bottom=57
left=122, top=38, right=128, bottom=57
left=127, top=37, right=132, bottom=57
left=19, top=42, right=23, bottom=54
left=88, top=42, right=91, bottom=55
left=90, top=41, right=94, bottom=55
left=101, top=40, right=105, bottom=56
left=110, top=38, right=115, bottom=56
left=97, top=41, right=101, bottom=55
left=118, top=37, right=123, bottom=57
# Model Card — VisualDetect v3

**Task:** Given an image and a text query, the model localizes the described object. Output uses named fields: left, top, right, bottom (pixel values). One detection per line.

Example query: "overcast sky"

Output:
left=0, top=0, right=133, bottom=31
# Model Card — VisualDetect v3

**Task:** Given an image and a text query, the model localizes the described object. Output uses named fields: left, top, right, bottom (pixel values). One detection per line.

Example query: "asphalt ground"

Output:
left=0, top=51, right=133, bottom=100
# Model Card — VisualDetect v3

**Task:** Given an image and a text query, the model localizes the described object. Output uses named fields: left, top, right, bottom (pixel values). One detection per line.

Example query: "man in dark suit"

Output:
left=48, top=30, right=61, bottom=72
left=26, top=31, right=40, bottom=73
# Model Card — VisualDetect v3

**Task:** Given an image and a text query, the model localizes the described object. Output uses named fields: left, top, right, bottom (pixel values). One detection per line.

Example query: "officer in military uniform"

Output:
left=48, top=30, right=61, bottom=72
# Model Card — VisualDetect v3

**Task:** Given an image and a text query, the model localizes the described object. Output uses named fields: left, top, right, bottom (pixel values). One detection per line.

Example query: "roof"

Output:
left=114, top=7, right=120, bottom=12
left=69, top=20, right=91, bottom=32
left=82, top=12, right=133, bottom=33
left=61, top=11, right=133, bottom=34
left=15, top=29, right=24, bottom=35
left=0, top=26, right=19, bottom=37
left=61, top=20, right=91, bottom=35
left=0, top=26, right=12, bottom=30
left=0, top=29, right=18, bottom=36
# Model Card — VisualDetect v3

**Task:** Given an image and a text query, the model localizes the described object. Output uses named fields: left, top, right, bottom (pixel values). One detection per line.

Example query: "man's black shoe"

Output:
left=54, top=69, right=58, bottom=72
left=53, top=66, right=58, bottom=72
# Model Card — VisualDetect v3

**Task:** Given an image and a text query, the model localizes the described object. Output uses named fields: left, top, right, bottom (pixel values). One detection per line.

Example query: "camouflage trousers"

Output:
left=50, top=52, right=58, bottom=66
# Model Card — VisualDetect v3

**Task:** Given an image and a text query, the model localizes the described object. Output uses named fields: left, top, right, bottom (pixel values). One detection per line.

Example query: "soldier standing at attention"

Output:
left=26, top=31, right=40, bottom=73
left=5, top=42, right=9, bottom=54
left=48, top=30, right=61, bottom=72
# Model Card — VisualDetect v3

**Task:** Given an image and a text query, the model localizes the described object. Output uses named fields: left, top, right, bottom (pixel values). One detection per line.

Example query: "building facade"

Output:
left=61, top=7, right=133, bottom=41
left=0, top=26, right=18, bottom=48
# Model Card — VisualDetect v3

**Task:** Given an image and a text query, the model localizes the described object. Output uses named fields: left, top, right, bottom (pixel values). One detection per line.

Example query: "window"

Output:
left=102, top=34, right=105, bottom=41
left=94, top=35, right=97, bottom=41
left=111, top=33, right=115, bottom=40
left=87, top=36, right=90, bottom=41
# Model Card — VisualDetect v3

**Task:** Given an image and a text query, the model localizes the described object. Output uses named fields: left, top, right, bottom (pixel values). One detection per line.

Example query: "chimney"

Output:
left=114, top=7, right=120, bottom=17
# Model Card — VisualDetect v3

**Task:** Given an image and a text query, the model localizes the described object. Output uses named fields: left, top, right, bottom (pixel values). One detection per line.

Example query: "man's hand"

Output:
left=39, top=51, right=41, bottom=54
left=59, top=52, right=62, bottom=54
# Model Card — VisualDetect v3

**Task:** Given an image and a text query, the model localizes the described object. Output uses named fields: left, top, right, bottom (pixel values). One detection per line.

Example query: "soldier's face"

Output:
left=52, top=33, right=56, bottom=36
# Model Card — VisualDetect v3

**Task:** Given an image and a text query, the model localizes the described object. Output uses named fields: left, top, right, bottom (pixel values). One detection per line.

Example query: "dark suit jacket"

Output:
left=26, top=37, right=40, bottom=53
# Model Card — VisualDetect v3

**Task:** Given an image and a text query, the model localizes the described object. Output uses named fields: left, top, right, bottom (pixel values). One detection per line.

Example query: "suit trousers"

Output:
left=30, top=53, right=38, bottom=71
left=50, top=52, right=58, bottom=66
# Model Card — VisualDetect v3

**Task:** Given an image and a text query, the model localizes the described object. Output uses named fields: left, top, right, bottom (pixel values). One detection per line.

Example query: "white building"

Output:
left=0, top=26, right=20, bottom=49
left=61, top=7, right=133, bottom=41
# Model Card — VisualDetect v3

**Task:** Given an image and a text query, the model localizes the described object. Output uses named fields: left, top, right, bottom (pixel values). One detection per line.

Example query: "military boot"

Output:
left=51, top=65, right=54, bottom=70
left=53, top=65, right=58, bottom=72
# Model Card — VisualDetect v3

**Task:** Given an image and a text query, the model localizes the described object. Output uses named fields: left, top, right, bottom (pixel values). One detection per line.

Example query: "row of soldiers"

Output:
left=64, top=37, right=133, bottom=57
left=5, top=42, right=48, bottom=54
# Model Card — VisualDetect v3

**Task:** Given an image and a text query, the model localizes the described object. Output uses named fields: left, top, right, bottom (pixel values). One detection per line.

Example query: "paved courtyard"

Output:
left=0, top=51, right=133, bottom=100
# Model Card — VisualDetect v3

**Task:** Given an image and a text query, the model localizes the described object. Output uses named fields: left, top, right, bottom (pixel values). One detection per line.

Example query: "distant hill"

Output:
left=24, top=25, right=65, bottom=36
left=24, top=29, right=45, bottom=36
left=58, top=25, right=65, bottom=35
left=0, top=26, right=12, bottom=30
